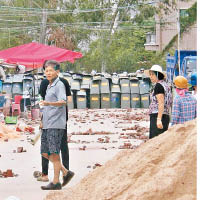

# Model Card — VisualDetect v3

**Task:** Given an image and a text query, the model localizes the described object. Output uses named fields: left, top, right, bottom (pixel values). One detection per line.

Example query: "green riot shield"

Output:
left=90, top=94, right=100, bottom=109
left=77, top=90, right=87, bottom=109
left=140, top=94, right=150, bottom=108
left=120, top=78, right=130, bottom=94
left=121, top=93, right=131, bottom=109
left=68, top=91, right=74, bottom=110
left=131, top=93, right=140, bottom=108
left=101, top=93, right=110, bottom=109
left=111, top=93, right=121, bottom=108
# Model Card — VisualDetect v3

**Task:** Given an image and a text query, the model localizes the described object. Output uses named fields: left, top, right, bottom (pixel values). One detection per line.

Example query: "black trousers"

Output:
left=149, top=114, right=170, bottom=139
left=42, top=128, right=69, bottom=175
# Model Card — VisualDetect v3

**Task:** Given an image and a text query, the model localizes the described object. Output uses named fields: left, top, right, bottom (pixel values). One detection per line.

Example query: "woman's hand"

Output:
left=39, top=122, right=43, bottom=129
left=39, top=100, right=50, bottom=106
left=157, top=118, right=163, bottom=129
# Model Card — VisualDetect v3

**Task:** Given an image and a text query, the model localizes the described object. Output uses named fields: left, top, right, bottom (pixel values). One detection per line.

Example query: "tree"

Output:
left=0, top=0, right=194, bottom=73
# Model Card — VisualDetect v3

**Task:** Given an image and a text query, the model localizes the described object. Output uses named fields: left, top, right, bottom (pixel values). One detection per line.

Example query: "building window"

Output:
left=146, top=32, right=156, bottom=44
left=180, top=9, right=189, bottom=18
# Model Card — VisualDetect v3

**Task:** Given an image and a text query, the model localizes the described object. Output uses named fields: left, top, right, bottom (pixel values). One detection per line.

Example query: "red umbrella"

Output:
left=0, top=42, right=82, bottom=68
left=0, top=42, right=83, bottom=106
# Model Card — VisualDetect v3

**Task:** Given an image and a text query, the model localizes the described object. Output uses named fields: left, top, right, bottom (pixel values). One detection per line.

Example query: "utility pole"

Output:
left=177, top=1, right=181, bottom=73
left=29, top=0, right=33, bottom=7
left=101, top=31, right=106, bottom=73
left=8, top=28, right=10, bottom=47
left=40, top=9, right=47, bottom=44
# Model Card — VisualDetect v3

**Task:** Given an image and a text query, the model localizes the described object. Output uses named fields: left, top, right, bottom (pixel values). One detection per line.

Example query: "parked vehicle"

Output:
left=166, top=50, right=197, bottom=84
left=180, top=56, right=197, bottom=80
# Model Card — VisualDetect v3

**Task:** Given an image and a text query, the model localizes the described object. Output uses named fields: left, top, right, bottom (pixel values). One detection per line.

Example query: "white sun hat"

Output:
left=150, top=65, right=165, bottom=77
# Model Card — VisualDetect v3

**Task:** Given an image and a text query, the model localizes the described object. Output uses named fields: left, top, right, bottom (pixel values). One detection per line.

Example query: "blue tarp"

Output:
left=166, top=55, right=176, bottom=83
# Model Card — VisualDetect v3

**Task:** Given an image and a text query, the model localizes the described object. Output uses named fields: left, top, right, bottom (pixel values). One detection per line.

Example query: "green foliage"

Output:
left=0, top=0, right=195, bottom=73
left=79, top=28, right=158, bottom=73
left=180, top=2, right=196, bottom=34
left=134, top=5, right=155, bottom=24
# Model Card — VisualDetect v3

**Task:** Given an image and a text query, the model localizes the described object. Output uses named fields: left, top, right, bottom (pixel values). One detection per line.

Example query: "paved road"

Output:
left=0, top=108, right=149, bottom=200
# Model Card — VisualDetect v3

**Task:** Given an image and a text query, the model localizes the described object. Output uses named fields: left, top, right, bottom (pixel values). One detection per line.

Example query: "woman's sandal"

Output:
left=37, top=175, right=49, bottom=182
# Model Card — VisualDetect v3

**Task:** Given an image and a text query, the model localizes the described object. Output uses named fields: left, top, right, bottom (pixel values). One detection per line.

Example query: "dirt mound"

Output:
left=45, top=119, right=196, bottom=200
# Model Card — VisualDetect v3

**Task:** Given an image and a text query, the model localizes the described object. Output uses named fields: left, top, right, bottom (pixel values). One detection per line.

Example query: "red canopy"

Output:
left=0, top=42, right=82, bottom=68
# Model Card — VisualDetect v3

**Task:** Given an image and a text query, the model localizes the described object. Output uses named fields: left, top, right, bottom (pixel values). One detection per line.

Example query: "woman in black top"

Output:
left=149, top=65, right=172, bottom=139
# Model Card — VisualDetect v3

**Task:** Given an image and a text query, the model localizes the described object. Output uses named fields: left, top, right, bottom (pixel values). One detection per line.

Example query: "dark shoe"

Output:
left=41, top=182, right=62, bottom=190
left=62, top=170, right=75, bottom=187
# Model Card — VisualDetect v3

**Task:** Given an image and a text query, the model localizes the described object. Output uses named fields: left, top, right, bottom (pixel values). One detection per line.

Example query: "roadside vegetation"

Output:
left=0, top=0, right=196, bottom=73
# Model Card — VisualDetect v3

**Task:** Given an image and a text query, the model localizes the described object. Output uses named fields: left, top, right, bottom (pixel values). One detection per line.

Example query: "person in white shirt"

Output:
left=0, top=65, right=6, bottom=82
left=16, top=64, right=26, bottom=74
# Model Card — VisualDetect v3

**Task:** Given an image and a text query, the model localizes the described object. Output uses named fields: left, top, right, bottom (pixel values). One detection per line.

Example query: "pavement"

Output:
left=0, top=108, right=149, bottom=200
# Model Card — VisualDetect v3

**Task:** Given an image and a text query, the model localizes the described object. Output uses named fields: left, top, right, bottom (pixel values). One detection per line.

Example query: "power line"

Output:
left=0, top=17, right=195, bottom=31
left=0, top=22, right=196, bottom=32
left=0, top=13, right=183, bottom=26
left=0, top=19, right=40, bottom=23
left=0, top=32, right=39, bottom=39
left=0, top=26, right=40, bottom=30
left=1, top=18, right=176, bottom=27
left=0, top=1, right=158, bottom=14
left=0, top=4, right=195, bottom=30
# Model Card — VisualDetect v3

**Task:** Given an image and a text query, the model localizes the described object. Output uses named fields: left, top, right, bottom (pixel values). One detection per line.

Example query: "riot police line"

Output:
left=0, top=71, right=151, bottom=110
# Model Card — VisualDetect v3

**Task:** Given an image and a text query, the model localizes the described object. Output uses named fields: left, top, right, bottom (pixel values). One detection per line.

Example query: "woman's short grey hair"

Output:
left=44, top=60, right=60, bottom=70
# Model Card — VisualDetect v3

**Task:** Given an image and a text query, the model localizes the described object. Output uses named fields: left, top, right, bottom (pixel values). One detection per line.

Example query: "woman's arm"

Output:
left=40, top=100, right=66, bottom=107
left=156, top=93, right=164, bottom=129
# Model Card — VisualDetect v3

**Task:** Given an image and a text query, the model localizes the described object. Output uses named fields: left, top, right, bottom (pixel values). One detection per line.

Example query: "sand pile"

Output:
left=45, top=119, right=196, bottom=200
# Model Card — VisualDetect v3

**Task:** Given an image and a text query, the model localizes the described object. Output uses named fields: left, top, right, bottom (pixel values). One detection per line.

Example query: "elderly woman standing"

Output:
left=149, top=65, right=172, bottom=139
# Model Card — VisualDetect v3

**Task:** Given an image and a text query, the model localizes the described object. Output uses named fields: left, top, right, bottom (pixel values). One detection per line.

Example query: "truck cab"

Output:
left=180, top=56, right=197, bottom=82
left=166, top=50, right=197, bottom=84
